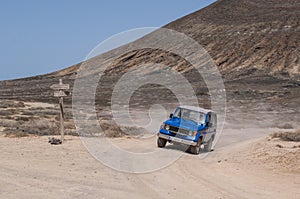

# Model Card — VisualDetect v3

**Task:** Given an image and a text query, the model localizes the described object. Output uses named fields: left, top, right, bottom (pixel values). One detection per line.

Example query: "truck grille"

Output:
left=169, top=126, right=190, bottom=135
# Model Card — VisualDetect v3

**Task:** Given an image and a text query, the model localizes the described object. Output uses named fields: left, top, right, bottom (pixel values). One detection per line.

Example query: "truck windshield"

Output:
left=173, top=108, right=206, bottom=124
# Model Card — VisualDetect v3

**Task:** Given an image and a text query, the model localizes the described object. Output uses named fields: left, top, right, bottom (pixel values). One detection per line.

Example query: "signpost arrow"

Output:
left=54, top=90, right=68, bottom=97
left=50, top=84, right=70, bottom=90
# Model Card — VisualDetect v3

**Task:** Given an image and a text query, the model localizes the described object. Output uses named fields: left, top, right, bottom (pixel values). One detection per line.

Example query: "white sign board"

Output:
left=54, top=90, right=68, bottom=97
left=50, top=84, right=70, bottom=90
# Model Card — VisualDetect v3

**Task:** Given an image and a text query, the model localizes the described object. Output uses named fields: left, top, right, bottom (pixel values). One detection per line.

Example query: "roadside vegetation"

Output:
left=271, top=129, right=300, bottom=142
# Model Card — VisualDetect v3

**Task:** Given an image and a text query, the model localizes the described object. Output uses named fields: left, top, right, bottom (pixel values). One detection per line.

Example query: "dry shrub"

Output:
left=4, top=119, right=58, bottom=136
left=16, top=117, right=30, bottom=122
left=99, top=120, right=149, bottom=138
left=100, top=121, right=123, bottom=137
left=24, top=119, right=59, bottom=136
left=0, top=109, right=17, bottom=116
left=5, top=131, right=29, bottom=138
left=0, top=100, right=25, bottom=109
left=276, top=123, right=294, bottom=129
left=0, top=119, right=19, bottom=128
left=271, top=129, right=300, bottom=142
left=120, top=126, right=149, bottom=137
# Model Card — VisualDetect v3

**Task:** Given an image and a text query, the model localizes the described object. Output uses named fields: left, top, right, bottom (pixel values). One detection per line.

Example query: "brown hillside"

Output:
left=165, top=0, right=300, bottom=79
left=0, top=0, right=299, bottom=136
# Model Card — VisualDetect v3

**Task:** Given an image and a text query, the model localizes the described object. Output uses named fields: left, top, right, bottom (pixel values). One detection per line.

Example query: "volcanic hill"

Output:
left=0, top=0, right=299, bottom=136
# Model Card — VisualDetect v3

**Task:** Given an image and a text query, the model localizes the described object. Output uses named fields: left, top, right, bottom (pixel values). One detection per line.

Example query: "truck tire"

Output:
left=204, top=138, right=213, bottom=152
left=157, top=137, right=167, bottom=148
left=189, top=145, right=201, bottom=155
left=188, top=139, right=202, bottom=155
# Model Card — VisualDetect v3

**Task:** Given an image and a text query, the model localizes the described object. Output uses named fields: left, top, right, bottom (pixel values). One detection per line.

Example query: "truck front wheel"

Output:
left=189, top=145, right=201, bottom=154
left=188, top=139, right=202, bottom=155
left=204, top=138, right=213, bottom=152
left=157, top=137, right=167, bottom=148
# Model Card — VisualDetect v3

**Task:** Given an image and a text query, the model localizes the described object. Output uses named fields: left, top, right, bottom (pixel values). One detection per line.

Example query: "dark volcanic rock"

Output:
left=165, top=0, right=300, bottom=79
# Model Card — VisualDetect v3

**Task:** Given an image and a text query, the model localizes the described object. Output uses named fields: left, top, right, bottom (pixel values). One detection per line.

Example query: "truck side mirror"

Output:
left=169, top=113, right=173, bottom=118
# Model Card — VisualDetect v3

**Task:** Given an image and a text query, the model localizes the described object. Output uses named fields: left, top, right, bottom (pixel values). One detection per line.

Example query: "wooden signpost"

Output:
left=51, top=79, right=70, bottom=143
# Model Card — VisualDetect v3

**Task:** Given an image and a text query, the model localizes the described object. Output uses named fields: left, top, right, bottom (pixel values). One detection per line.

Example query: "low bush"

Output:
left=271, top=129, right=300, bottom=142
left=276, top=123, right=294, bottom=129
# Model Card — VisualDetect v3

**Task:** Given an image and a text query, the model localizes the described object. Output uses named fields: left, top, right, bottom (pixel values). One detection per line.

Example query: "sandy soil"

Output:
left=0, top=129, right=299, bottom=199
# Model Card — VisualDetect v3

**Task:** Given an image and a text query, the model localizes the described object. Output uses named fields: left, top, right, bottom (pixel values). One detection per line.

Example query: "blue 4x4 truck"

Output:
left=157, top=105, right=217, bottom=154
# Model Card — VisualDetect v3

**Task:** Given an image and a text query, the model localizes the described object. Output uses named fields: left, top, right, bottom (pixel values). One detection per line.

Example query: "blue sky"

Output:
left=0, top=0, right=216, bottom=80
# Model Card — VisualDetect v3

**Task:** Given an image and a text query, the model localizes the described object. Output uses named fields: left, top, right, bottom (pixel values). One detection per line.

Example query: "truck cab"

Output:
left=157, top=105, right=217, bottom=154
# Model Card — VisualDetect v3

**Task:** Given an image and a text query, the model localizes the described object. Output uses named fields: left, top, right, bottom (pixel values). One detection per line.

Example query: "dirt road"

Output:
left=0, top=128, right=299, bottom=199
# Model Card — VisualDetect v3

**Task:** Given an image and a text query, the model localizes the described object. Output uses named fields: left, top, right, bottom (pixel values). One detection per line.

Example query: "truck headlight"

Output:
left=165, top=125, right=170, bottom=130
left=189, top=131, right=197, bottom=136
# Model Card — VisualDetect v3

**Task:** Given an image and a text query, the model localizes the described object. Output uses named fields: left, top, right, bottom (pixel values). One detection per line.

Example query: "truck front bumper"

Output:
left=157, top=133, right=197, bottom=146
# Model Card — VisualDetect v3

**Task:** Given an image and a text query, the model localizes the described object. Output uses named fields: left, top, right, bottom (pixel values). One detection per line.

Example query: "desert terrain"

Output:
left=0, top=126, right=299, bottom=199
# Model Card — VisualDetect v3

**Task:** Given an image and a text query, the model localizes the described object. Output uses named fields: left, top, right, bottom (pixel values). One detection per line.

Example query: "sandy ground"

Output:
left=0, top=128, right=299, bottom=199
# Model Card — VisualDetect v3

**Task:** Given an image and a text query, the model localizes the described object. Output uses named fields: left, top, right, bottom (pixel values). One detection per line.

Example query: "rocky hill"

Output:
left=165, top=0, right=300, bottom=79
left=0, top=0, right=299, bottom=136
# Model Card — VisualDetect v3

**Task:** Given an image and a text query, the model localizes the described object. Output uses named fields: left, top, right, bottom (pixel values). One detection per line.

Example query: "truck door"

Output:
left=206, top=112, right=217, bottom=142
left=212, top=113, right=217, bottom=132
left=205, top=113, right=212, bottom=142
